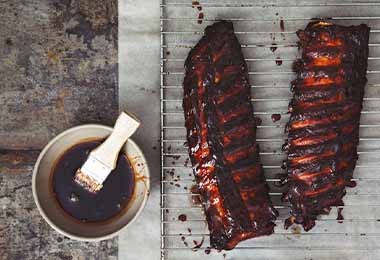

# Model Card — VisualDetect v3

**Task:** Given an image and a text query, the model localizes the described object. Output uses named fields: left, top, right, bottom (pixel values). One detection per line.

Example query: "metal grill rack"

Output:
left=160, top=1, right=380, bottom=259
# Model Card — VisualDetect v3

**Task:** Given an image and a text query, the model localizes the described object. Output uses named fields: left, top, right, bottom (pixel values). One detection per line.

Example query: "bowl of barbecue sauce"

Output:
left=32, top=125, right=150, bottom=241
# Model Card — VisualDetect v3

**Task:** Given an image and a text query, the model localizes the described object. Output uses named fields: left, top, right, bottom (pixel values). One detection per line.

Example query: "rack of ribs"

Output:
left=284, top=20, right=370, bottom=231
left=182, top=21, right=278, bottom=250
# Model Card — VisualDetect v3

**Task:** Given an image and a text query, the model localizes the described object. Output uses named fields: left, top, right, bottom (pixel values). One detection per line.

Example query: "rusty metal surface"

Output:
left=0, top=0, right=119, bottom=259
left=0, top=0, right=118, bottom=150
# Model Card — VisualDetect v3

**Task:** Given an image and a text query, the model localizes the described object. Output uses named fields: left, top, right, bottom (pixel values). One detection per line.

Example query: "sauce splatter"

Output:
left=190, top=185, right=202, bottom=205
left=270, top=33, right=276, bottom=41
left=254, top=116, right=262, bottom=126
left=271, top=113, right=281, bottom=122
left=347, top=180, right=357, bottom=187
left=191, top=1, right=202, bottom=11
left=184, top=158, right=190, bottom=167
left=270, top=43, right=277, bottom=52
left=280, top=19, right=285, bottom=31
left=198, top=12, right=204, bottom=24
left=205, top=248, right=211, bottom=254
left=337, top=207, right=344, bottom=223
left=192, top=1, right=204, bottom=24
left=178, top=214, right=187, bottom=222
left=192, top=236, right=205, bottom=251
left=192, top=1, right=200, bottom=8
left=275, top=57, right=283, bottom=66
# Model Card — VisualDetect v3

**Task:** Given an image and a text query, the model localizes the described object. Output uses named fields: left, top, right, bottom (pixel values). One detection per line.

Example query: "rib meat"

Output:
left=182, top=21, right=277, bottom=250
left=285, top=21, right=370, bottom=231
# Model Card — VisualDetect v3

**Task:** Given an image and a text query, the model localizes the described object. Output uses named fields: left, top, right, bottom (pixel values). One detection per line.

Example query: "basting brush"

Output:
left=74, top=112, right=140, bottom=193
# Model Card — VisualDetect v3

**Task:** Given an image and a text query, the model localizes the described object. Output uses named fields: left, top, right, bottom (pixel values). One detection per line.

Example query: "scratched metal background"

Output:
left=0, top=0, right=118, bottom=259
left=160, top=0, right=380, bottom=259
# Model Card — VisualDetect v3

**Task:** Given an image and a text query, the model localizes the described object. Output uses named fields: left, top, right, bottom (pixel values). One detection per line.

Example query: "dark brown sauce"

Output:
left=192, top=1, right=202, bottom=11
left=280, top=19, right=285, bottom=31
left=337, top=207, right=344, bottom=223
left=190, top=185, right=202, bottom=205
left=198, top=12, right=204, bottom=24
left=184, top=158, right=190, bottom=167
left=270, top=43, right=277, bottom=52
left=271, top=113, right=281, bottom=122
left=192, top=236, right=205, bottom=251
left=192, top=1, right=199, bottom=7
left=347, top=180, right=357, bottom=188
left=275, top=57, right=283, bottom=66
left=272, top=33, right=275, bottom=41
left=51, top=140, right=135, bottom=223
left=205, top=248, right=211, bottom=254
left=178, top=214, right=187, bottom=222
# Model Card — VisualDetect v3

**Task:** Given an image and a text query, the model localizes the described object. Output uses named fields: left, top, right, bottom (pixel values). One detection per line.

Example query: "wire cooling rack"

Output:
left=160, top=1, right=380, bottom=259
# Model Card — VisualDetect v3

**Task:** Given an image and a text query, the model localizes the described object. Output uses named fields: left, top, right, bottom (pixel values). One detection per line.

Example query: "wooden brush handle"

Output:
left=91, top=111, right=140, bottom=169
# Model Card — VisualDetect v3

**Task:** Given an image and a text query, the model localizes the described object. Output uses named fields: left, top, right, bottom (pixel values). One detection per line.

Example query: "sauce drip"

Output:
left=178, top=214, right=187, bottom=222
left=271, top=113, right=281, bottom=122
left=280, top=19, right=285, bottom=31
left=337, top=207, right=344, bottom=223
left=275, top=57, right=283, bottom=66
left=270, top=43, right=277, bottom=52
left=192, top=236, right=205, bottom=251
left=198, top=13, right=204, bottom=24
left=52, top=140, right=135, bottom=222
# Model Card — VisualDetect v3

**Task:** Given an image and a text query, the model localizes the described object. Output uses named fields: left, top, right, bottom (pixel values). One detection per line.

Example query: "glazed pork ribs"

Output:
left=182, top=21, right=277, bottom=250
left=285, top=21, right=370, bottom=231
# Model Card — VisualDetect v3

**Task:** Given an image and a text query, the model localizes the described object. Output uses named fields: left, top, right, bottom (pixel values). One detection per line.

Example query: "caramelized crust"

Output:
left=183, top=21, right=277, bottom=250
left=285, top=21, right=370, bottom=231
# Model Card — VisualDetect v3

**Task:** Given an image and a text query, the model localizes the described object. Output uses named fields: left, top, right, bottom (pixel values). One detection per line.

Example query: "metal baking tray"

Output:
left=160, top=1, right=380, bottom=259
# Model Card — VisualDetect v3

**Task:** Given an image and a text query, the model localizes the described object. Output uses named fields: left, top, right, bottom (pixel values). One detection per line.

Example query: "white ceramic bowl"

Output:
left=32, top=124, right=150, bottom=241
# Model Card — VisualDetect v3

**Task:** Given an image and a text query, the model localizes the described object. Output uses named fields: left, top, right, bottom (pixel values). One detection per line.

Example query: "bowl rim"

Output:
left=32, top=124, right=150, bottom=242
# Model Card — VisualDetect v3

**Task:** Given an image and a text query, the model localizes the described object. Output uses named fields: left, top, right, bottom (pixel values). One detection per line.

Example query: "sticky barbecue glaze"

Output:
left=284, top=21, right=370, bottom=231
left=52, top=140, right=135, bottom=223
left=182, top=21, right=277, bottom=250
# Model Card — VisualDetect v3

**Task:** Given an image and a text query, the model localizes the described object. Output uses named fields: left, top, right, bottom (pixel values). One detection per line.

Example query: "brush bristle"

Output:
left=74, top=169, right=103, bottom=193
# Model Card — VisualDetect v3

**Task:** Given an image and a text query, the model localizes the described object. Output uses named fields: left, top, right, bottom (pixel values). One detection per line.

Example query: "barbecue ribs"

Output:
left=182, top=21, right=278, bottom=250
left=284, top=21, right=370, bottom=231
